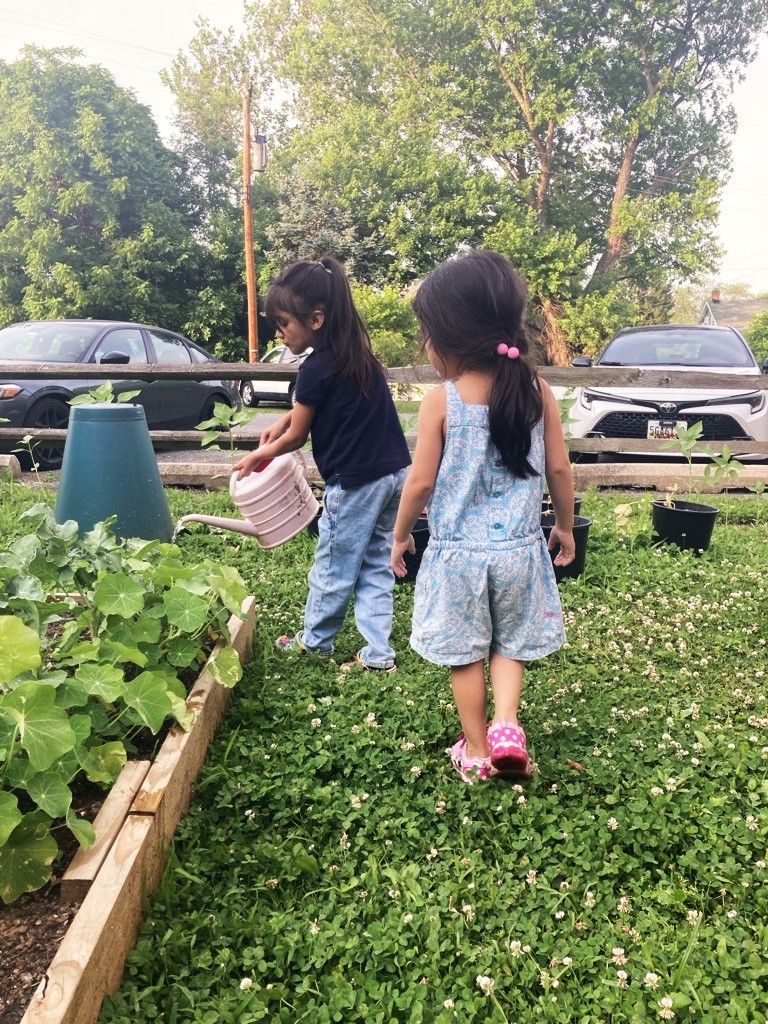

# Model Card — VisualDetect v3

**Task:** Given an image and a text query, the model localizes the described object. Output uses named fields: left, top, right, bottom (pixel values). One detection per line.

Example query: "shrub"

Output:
left=353, top=284, right=421, bottom=366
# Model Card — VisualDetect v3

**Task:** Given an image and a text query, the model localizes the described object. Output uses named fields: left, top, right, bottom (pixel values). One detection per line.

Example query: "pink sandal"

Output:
left=487, top=721, right=531, bottom=776
left=448, top=734, right=492, bottom=784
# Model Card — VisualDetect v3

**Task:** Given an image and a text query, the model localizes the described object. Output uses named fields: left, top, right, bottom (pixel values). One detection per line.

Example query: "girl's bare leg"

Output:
left=451, top=661, right=489, bottom=758
left=489, top=653, right=525, bottom=722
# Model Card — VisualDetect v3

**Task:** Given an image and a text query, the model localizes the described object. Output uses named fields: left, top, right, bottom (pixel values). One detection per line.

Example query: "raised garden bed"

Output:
left=17, top=599, right=255, bottom=1024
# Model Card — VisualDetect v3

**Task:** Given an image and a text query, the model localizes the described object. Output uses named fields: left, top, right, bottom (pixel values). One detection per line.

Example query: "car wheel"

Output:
left=201, top=396, right=230, bottom=422
left=241, top=382, right=258, bottom=407
left=24, top=396, right=70, bottom=471
left=569, top=452, right=599, bottom=464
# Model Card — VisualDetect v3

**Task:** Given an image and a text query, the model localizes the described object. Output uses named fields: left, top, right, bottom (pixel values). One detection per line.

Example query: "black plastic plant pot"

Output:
left=541, top=513, right=592, bottom=582
left=397, top=515, right=430, bottom=585
left=542, top=493, right=582, bottom=516
left=651, top=499, right=719, bottom=553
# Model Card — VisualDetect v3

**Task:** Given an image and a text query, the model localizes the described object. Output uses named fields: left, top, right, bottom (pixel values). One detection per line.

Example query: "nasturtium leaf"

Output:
left=99, top=639, right=147, bottom=667
left=56, top=639, right=101, bottom=665
left=68, top=714, right=93, bottom=746
left=79, top=741, right=127, bottom=785
left=167, top=692, right=194, bottom=732
left=93, top=573, right=145, bottom=618
left=3, top=755, right=34, bottom=790
left=208, top=647, right=243, bottom=689
left=166, top=636, right=200, bottom=668
left=7, top=575, right=45, bottom=601
left=26, top=772, right=73, bottom=818
left=131, top=614, right=162, bottom=645
left=0, top=792, right=22, bottom=847
left=65, top=808, right=96, bottom=849
left=0, top=812, right=58, bottom=904
left=73, top=663, right=124, bottom=703
left=0, top=616, right=41, bottom=684
left=9, top=534, right=39, bottom=568
left=163, top=588, right=208, bottom=633
left=38, top=671, right=67, bottom=688
left=153, top=563, right=210, bottom=595
left=0, top=683, right=77, bottom=771
left=124, top=672, right=173, bottom=732
left=209, top=566, right=249, bottom=616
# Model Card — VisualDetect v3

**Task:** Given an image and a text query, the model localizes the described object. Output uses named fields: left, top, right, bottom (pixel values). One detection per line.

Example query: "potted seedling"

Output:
left=651, top=421, right=720, bottom=552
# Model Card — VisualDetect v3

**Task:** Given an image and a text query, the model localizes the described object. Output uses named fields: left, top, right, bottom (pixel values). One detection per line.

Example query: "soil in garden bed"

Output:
left=0, top=784, right=104, bottom=1024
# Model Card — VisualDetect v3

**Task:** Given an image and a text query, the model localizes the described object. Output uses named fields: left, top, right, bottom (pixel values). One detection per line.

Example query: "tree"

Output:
left=745, top=311, right=768, bottom=364
left=248, top=0, right=767, bottom=361
left=0, top=48, right=207, bottom=330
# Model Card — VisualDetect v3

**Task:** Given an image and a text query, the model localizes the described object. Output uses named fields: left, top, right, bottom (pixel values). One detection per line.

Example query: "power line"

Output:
left=0, top=5, right=175, bottom=58
left=0, top=32, right=164, bottom=75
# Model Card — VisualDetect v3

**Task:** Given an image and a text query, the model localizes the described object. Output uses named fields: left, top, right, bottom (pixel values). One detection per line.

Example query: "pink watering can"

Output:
left=175, top=453, right=319, bottom=549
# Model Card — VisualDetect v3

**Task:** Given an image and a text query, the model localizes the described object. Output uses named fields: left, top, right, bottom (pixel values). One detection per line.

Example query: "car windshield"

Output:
left=0, top=322, right=100, bottom=362
left=598, top=329, right=755, bottom=368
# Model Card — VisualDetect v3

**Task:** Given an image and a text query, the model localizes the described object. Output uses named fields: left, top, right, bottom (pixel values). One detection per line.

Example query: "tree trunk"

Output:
left=588, top=134, right=641, bottom=285
left=537, top=298, right=572, bottom=366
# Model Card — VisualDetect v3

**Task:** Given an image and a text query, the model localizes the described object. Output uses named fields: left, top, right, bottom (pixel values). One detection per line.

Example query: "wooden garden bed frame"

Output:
left=20, top=597, right=257, bottom=1024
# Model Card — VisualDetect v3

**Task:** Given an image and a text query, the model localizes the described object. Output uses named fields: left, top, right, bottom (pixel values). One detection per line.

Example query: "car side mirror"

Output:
left=98, top=351, right=131, bottom=365
left=571, top=356, right=592, bottom=367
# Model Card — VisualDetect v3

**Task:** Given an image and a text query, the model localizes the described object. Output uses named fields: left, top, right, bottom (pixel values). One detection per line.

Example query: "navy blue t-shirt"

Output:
left=294, top=348, right=411, bottom=488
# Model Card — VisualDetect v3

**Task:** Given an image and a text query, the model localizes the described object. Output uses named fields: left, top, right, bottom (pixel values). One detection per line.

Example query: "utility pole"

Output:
left=242, top=75, right=258, bottom=362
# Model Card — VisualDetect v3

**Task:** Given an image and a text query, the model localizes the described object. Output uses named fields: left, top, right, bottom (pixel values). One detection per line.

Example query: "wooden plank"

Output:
left=1, top=360, right=766, bottom=389
left=61, top=761, right=151, bottom=902
left=21, top=813, right=160, bottom=1024
left=568, top=437, right=768, bottom=455
left=129, top=598, right=256, bottom=848
left=0, top=427, right=257, bottom=449
left=572, top=460, right=768, bottom=493
left=0, top=453, right=21, bottom=476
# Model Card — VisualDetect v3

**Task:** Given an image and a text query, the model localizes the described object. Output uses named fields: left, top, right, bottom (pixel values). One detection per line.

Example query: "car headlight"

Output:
left=705, top=391, right=766, bottom=413
left=746, top=391, right=766, bottom=413
left=0, top=384, right=21, bottom=400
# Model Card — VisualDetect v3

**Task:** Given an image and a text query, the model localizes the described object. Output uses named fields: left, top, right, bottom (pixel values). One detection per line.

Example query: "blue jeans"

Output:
left=301, top=468, right=408, bottom=668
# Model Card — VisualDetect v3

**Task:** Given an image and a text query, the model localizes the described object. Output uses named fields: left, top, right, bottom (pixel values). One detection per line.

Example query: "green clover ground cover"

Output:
left=2, top=484, right=767, bottom=1023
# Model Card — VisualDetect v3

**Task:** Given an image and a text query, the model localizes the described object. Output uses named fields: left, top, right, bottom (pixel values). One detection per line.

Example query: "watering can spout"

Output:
left=174, top=514, right=264, bottom=539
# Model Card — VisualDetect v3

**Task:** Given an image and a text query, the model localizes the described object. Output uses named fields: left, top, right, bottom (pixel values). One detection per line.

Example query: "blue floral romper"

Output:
left=410, top=381, right=566, bottom=666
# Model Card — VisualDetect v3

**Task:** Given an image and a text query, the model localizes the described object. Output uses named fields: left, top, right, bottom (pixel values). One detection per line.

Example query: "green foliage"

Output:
left=0, top=48, right=208, bottom=331
left=353, top=284, right=420, bottom=367
left=559, top=290, right=634, bottom=359
left=0, top=504, right=247, bottom=902
left=196, top=401, right=258, bottom=453
left=68, top=382, right=142, bottom=406
left=744, top=310, right=768, bottom=364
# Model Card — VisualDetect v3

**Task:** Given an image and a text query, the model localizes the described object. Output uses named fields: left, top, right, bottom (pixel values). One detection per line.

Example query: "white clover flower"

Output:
left=607, top=817, right=619, bottom=831
left=756, top=860, right=766, bottom=869
left=476, top=975, right=494, bottom=995
left=745, top=815, right=758, bottom=831
left=387, top=888, right=400, bottom=900
left=616, top=970, right=628, bottom=988
left=339, top=831, right=350, bottom=850
left=403, top=912, right=414, bottom=924
left=239, top=977, right=253, bottom=990
left=562, top=956, right=573, bottom=966
left=559, top=881, right=570, bottom=892
left=726, top=909, right=737, bottom=919
left=510, top=940, right=524, bottom=957
left=319, top=695, right=332, bottom=706
left=612, top=947, right=627, bottom=966
left=618, top=896, right=631, bottom=914
left=307, top=702, right=317, bottom=713
left=401, top=740, right=416, bottom=750
left=311, top=718, right=321, bottom=728
left=366, top=712, right=379, bottom=727
left=525, top=869, right=538, bottom=885
left=435, top=800, right=447, bottom=815
left=665, top=777, right=678, bottom=792
left=443, top=999, right=455, bottom=1009
left=659, top=995, right=675, bottom=1019
left=517, top=795, right=527, bottom=805
left=554, top=910, right=565, bottom=920
left=584, top=891, right=596, bottom=908
left=426, top=846, right=439, bottom=860
left=244, top=808, right=255, bottom=818
left=351, top=724, right=361, bottom=734
left=686, top=909, right=702, bottom=926
left=410, top=765, right=423, bottom=777
left=644, top=972, right=660, bottom=989
left=650, top=786, right=664, bottom=797
left=266, top=877, right=278, bottom=889
left=309, top=920, right=320, bottom=935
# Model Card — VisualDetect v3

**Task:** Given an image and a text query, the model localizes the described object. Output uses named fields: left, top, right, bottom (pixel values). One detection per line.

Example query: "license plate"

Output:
left=647, top=419, right=688, bottom=440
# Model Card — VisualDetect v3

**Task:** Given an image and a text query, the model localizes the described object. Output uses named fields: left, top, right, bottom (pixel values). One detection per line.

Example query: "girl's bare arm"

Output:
left=541, top=380, right=575, bottom=565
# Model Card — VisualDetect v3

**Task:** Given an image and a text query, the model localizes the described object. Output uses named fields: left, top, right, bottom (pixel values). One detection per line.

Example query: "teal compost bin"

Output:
left=55, top=403, right=173, bottom=541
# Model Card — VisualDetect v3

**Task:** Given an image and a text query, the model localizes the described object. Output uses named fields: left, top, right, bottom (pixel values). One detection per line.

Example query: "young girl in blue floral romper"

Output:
left=392, top=250, right=575, bottom=782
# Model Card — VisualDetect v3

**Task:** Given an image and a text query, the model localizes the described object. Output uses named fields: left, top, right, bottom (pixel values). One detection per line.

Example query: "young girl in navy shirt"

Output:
left=234, top=257, right=410, bottom=670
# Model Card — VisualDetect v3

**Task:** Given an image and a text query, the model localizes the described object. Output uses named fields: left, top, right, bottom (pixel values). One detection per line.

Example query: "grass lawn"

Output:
left=1, top=485, right=767, bottom=1023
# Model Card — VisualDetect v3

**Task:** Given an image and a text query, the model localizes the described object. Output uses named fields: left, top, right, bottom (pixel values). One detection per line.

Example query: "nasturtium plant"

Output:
left=0, top=504, right=248, bottom=902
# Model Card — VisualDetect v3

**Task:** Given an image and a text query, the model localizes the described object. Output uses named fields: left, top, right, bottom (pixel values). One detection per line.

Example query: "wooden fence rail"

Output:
left=1, top=363, right=766, bottom=457
left=1, top=361, right=767, bottom=389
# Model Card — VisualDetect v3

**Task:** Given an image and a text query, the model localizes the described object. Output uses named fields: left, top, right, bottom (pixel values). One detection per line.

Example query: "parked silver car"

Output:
left=239, top=345, right=312, bottom=407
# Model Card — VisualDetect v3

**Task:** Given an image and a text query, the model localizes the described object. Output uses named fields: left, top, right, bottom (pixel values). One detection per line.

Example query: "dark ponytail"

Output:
left=265, top=255, right=378, bottom=392
left=412, top=250, right=543, bottom=478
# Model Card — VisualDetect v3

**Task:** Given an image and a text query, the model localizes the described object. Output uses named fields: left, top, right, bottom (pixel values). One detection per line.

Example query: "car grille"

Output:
left=592, top=412, right=749, bottom=440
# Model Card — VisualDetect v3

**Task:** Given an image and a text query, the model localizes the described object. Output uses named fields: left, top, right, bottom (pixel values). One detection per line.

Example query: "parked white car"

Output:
left=566, top=325, right=768, bottom=461
left=239, top=345, right=313, bottom=407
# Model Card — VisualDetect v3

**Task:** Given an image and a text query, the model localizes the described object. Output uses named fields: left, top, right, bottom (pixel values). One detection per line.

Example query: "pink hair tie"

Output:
left=496, top=343, right=520, bottom=359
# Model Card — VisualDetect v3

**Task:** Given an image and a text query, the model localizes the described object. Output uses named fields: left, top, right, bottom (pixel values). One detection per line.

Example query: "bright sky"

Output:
left=1, top=1, right=767, bottom=294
